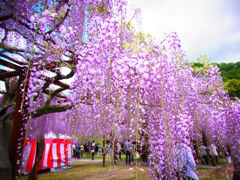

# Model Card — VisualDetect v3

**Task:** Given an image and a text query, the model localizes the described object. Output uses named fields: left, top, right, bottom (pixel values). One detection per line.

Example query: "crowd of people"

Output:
left=72, top=140, right=231, bottom=180
left=72, top=139, right=149, bottom=165
left=73, top=141, right=99, bottom=160
left=176, top=142, right=232, bottom=180
left=198, top=143, right=231, bottom=165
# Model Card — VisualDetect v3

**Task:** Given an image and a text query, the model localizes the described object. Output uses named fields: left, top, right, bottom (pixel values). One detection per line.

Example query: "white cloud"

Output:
left=128, top=0, right=240, bottom=62
left=222, top=54, right=240, bottom=63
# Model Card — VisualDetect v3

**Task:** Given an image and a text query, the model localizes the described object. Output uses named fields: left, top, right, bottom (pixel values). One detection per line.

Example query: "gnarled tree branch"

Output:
left=32, top=105, right=72, bottom=118
left=45, top=88, right=66, bottom=105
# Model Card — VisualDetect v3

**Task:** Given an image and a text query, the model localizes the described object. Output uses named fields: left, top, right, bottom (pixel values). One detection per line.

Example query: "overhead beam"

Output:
left=0, top=58, right=22, bottom=71
left=45, top=77, right=70, bottom=89
left=0, top=90, right=8, bottom=94
left=0, top=71, right=20, bottom=80
left=0, top=53, right=26, bottom=65
left=43, top=89, right=67, bottom=99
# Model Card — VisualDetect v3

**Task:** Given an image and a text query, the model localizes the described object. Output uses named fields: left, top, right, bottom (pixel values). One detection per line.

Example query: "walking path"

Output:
left=72, top=158, right=102, bottom=163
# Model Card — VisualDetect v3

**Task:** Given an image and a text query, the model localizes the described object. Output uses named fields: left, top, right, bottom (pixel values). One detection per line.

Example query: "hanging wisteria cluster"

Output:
left=226, top=100, right=240, bottom=177
left=68, top=0, right=240, bottom=179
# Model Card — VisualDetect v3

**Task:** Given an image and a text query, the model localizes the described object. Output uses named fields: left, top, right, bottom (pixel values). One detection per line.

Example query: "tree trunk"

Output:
left=0, top=78, right=17, bottom=179
left=0, top=113, right=14, bottom=180
left=102, top=138, right=106, bottom=167
left=113, top=140, right=117, bottom=165
left=233, top=157, right=240, bottom=180
left=27, top=136, right=45, bottom=180
left=10, top=73, right=30, bottom=180
left=234, top=170, right=240, bottom=180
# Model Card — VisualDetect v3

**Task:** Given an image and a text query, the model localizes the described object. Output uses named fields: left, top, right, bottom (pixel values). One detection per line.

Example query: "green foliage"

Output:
left=224, top=79, right=240, bottom=99
left=220, top=69, right=240, bottom=82
left=190, top=62, right=210, bottom=75
left=192, top=62, right=204, bottom=68
left=191, top=61, right=240, bottom=81
left=197, top=54, right=211, bottom=65
left=191, top=60, right=240, bottom=99
left=191, top=55, right=212, bottom=75
left=215, top=62, right=240, bottom=81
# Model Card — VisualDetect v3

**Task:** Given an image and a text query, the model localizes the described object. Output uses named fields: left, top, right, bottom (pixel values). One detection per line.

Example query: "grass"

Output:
left=22, top=160, right=150, bottom=180
left=74, top=153, right=128, bottom=160
left=80, top=153, right=135, bottom=160
left=78, top=154, right=103, bottom=159
left=21, top=159, right=234, bottom=180
left=197, top=164, right=234, bottom=180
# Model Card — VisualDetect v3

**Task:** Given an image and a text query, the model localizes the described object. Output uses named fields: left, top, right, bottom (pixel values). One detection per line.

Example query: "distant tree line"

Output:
left=191, top=61, right=240, bottom=99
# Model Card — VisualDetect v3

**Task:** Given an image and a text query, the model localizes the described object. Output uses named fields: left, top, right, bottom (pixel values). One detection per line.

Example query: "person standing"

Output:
left=209, top=144, right=218, bottom=166
left=199, top=144, right=208, bottom=165
left=125, top=139, right=132, bottom=165
left=91, top=141, right=96, bottom=160
left=98, top=144, right=102, bottom=156
left=80, top=144, right=84, bottom=158
left=226, top=144, right=231, bottom=164
left=73, top=145, right=80, bottom=159
left=117, top=142, right=122, bottom=160
left=141, top=144, right=148, bottom=165
left=176, top=143, right=199, bottom=180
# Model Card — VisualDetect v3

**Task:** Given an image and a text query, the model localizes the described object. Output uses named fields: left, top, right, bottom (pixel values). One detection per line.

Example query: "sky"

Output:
left=128, top=0, right=240, bottom=63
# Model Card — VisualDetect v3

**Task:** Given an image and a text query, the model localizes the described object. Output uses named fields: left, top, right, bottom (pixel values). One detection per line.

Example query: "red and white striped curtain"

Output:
left=21, top=139, right=72, bottom=174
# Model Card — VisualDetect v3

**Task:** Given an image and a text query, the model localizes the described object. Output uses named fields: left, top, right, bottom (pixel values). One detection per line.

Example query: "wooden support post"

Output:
left=10, top=69, right=30, bottom=180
